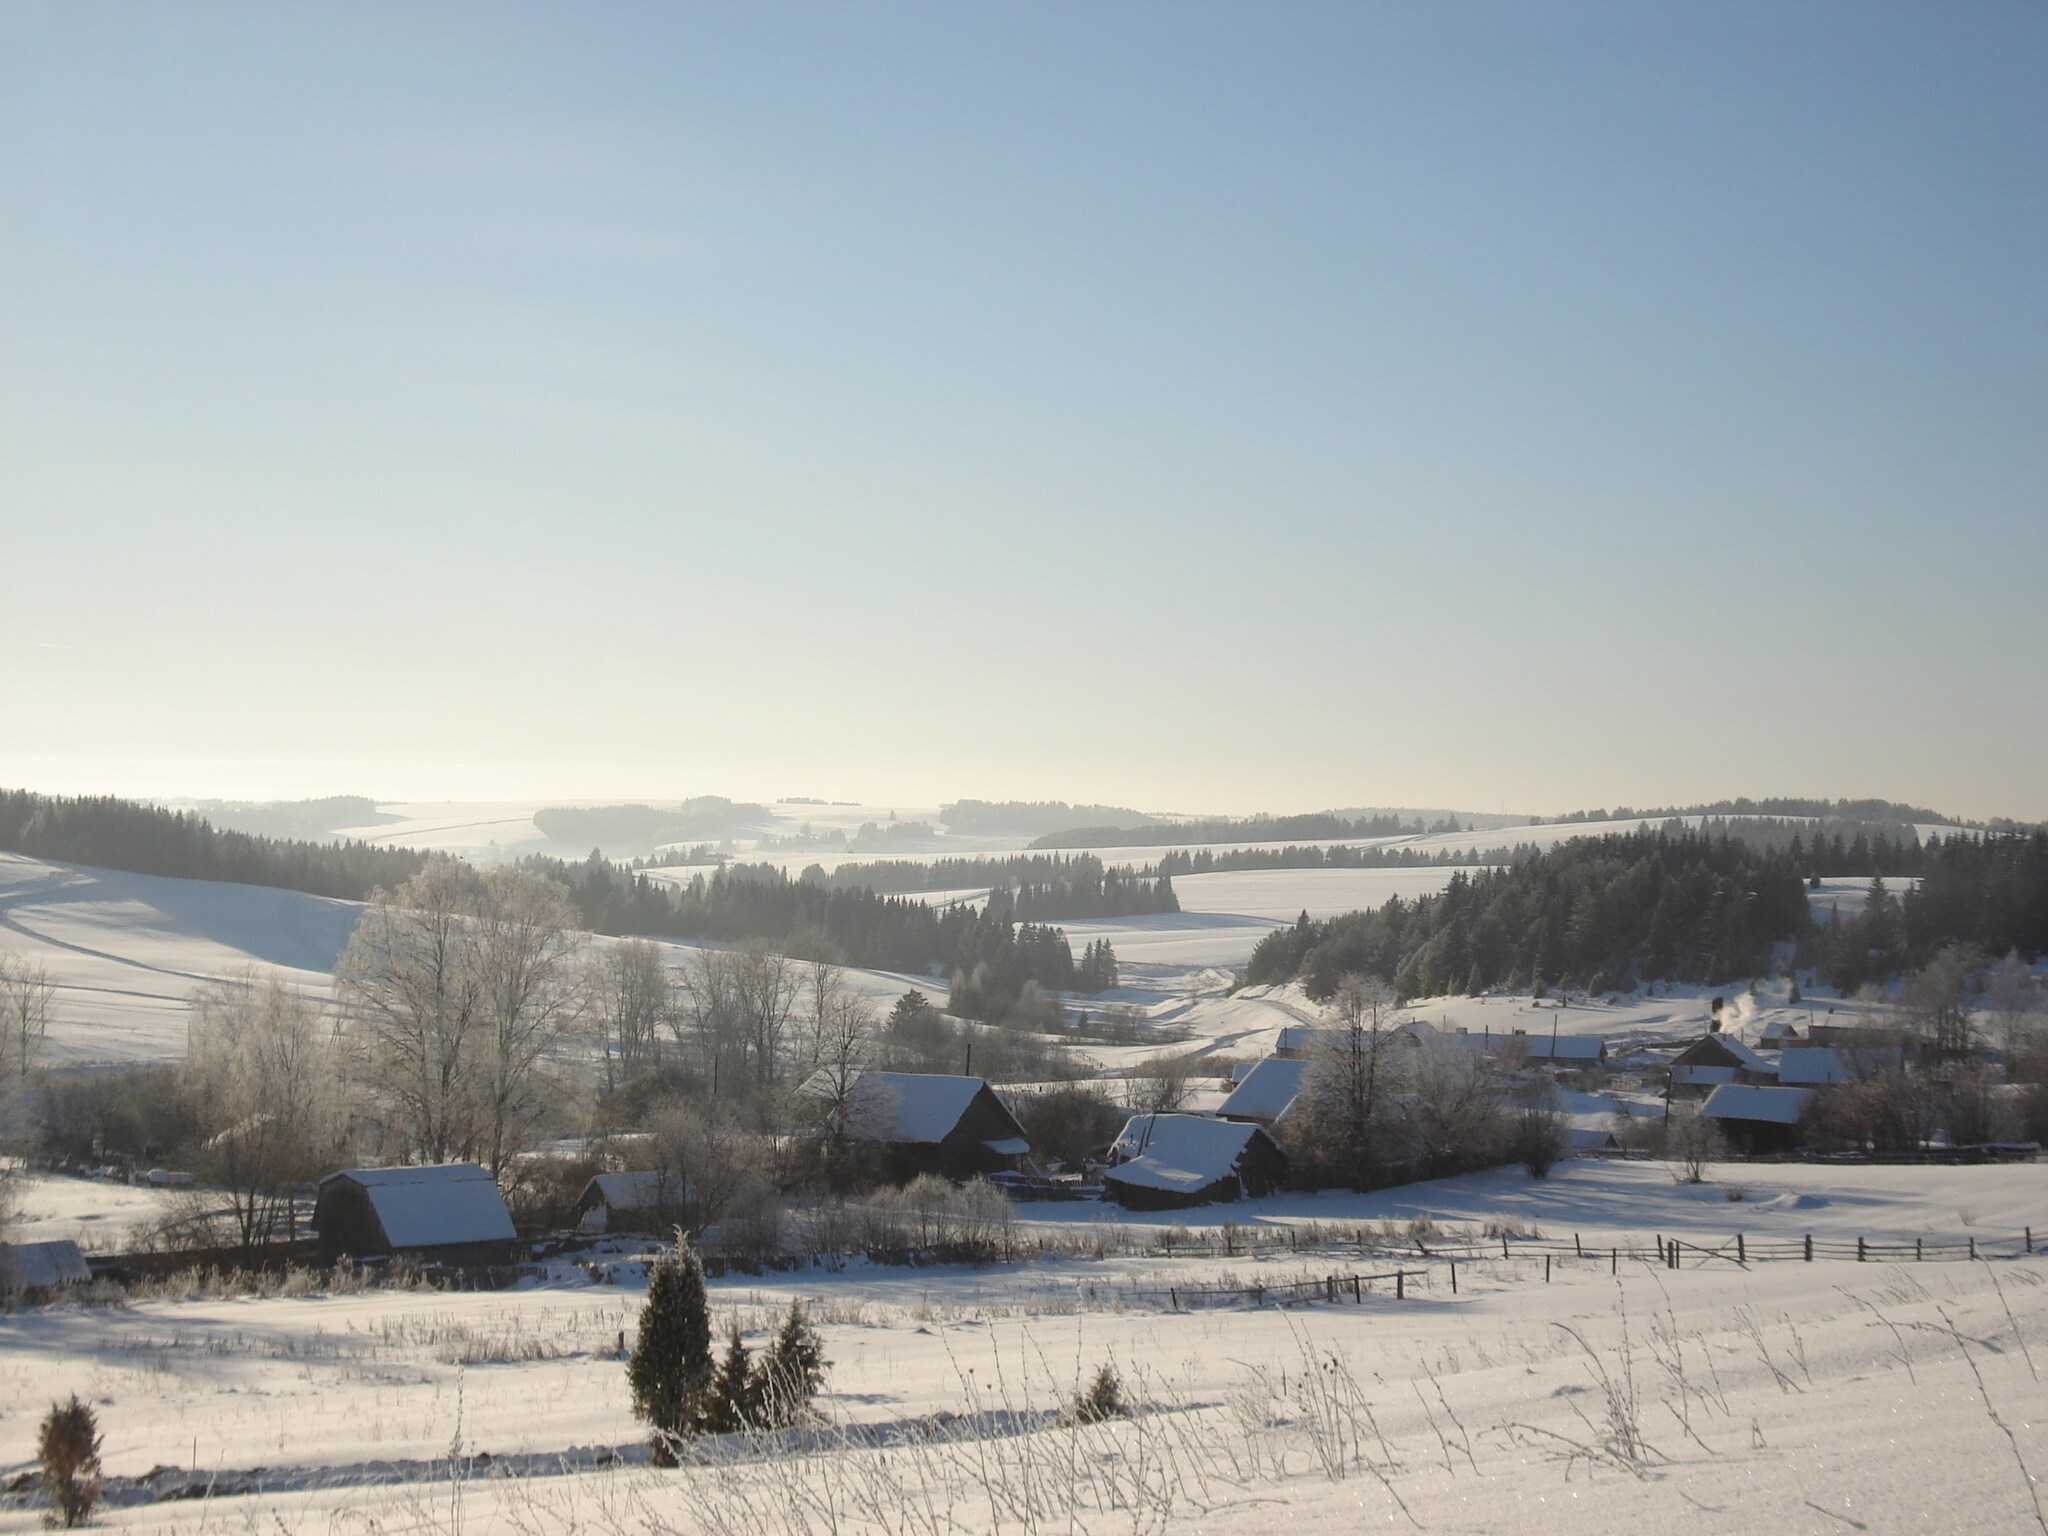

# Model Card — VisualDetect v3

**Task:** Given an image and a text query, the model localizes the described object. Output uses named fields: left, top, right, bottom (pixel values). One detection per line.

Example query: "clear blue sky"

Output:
left=4, top=2, right=2043, bottom=819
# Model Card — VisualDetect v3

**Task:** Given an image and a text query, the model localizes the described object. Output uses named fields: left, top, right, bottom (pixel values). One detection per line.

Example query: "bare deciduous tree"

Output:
left=589, top=938, right=670, bottom=1088
left=1293, top=974, right=1402, bottom=1188
left=336, top=861, right=586, bottom=1172
left=184, top=968, right=344, bottom=1253
left=646, top=1095, right=764, bottom=1237
left=0, top=953, right=54, bottom=1098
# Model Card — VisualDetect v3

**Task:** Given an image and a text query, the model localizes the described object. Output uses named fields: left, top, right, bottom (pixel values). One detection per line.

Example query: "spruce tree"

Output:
left=700, top=1323, right=761, bottom=1434
left=759, top=1300, right=827, bottom=1428
left=629, top=1235, right=713, bottom=1462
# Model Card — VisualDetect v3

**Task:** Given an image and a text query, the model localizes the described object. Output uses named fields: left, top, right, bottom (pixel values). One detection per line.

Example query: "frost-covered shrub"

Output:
left=38, top=1395, right=102, bottom=1528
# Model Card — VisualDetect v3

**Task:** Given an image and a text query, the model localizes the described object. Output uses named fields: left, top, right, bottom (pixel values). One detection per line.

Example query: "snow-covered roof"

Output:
left=1105, top=1114, right=1272, bottom=1193
left=323, top=1163, right=516, bottom=1249
left=1775, top=1048, right=1846, bottom=1086
left=1700, top=1085, right=1813, bottom=1125
left=803, top=1070, right=993, bottom=1144
left=1274, top=1024, right=1335, bottom=1054
left=1566, top=1126, right=1621, bottom=1151
left=1218, top=1057, right=1310, bottom=1121
left=1501, top=1034, right=1606, bottom=1062
left=1, top=1240, right=91, bottom=1289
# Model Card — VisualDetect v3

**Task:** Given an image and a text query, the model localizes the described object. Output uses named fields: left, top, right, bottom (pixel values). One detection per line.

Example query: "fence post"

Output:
left=2028, top=1227, right=2034, bottom=1255
left=1970, top=1237, right=1977, bottom=1260
left=1916, top=1238, right=1922, bottom=1261
left=1737, top=1233, right=1745, bottom=1264
left=1545, top=1255, right=1551, bottom=1283
left=1804, top=1233, right=1813, bottom=1262
left=1611, top=1247, right=1617, bottom=1275
left=1858, top=1236, right=1866, bottom=1263
left=1575, top=1232, right=1583, bottom=1257
left=1170, top=1287, right=1178, bottom=1311
left=1502, top=1234, right=1510, bottom=1260
left=1451, top=1260, right=1458, bottom=1294
left=1397, top=1271, right=1405, bottom=1301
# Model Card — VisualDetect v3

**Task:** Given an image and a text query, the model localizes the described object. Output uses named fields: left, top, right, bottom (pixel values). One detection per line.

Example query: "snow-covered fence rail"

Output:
left=1410, top=1226, right=2044, bottom=1267
left=1126, top=1267, right=1427, bottom=1310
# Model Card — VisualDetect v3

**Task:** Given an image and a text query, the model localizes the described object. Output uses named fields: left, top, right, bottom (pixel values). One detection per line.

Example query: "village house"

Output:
left=1699, top=1084, right=1814, bottom=1154
left=313, top=1163, right=521, bottom=1267
left=798, top=1069, right=1035, bottom=1185
left=1102, top=1112, right=1288, bottom=1210
left=1668, top=1032, right=1778, bottom=1097
left=575, top=1170, right=691, bottom=1233
left=1217, top=1056, right=1310, bottom=1125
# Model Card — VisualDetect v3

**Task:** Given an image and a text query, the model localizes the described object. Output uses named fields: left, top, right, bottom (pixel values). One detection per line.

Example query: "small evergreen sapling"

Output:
left=700, top=1324, right=762, bottom=1434
left=1068, top=1362, right=1128, bottom=1425
left=628, top=1234, right=713, bottom=1463
left=758, top=1300, right=827, bottom=1428
left=38, top=1395, right=102, bottom=1528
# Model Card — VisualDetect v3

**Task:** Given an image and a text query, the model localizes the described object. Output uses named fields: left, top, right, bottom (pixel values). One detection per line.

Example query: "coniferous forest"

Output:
left=1245, top=826, right=2048, bottom=1002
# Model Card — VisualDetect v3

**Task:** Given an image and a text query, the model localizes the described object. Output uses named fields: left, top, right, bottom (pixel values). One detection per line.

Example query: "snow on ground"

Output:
left=2, top=1161, right=2043, bottom=1534
left=0, top=854, right=354, bottom=1064
left=5, top=1173, right=170, bottom=1253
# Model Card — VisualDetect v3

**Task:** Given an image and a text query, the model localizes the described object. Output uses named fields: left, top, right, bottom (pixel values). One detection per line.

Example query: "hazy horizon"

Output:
left=7, top=4, right=2044, bottom=822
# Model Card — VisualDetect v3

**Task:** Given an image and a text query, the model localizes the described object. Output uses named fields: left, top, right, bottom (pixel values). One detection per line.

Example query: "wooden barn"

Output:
left=575, top=1170, right=690, bottom=1233
left=1102, top=1113, right=1288, bottom=1210
left=313, top=1163, right=520, bottom=1267
left=1699, top=1084, right=1814, bottom=1154
left=799, top=1070, right=1036, bottom=1185
left=1217, top=1057, right=1310, bottom=1125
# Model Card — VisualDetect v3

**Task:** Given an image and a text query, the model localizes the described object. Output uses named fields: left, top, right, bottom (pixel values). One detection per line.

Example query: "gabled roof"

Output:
left=1700, top=1084, right=1813, bottom=1125
left=1775, top=1048, right=1846, bottom=1085
left=1218, top=1057, right=1310, bottom=1122
left=321, top=1163, right=516, bottom=1249
left=1673, top=1033, right=1774, bottom=1073
left=1104, top=1113, right=1277, bottom=1194
left=1, top=1240, right=90, bottom=1289
left=801, top=1070, right=1009, bottom=1145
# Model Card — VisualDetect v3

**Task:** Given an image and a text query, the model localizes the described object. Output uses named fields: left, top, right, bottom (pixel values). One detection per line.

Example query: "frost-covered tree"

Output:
left=336, top=861, right=586, bottom=1171
left=184, top=968, right=343, bottom=1253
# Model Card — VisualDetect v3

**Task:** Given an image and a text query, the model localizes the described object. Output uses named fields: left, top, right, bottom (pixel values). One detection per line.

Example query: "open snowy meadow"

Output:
left=3, top=1160, right=2044, bottom=1534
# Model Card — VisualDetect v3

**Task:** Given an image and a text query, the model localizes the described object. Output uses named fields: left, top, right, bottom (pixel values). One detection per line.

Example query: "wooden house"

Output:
left=1102, top=1113, right=1288, bottom=1210
left=798, top=1070, right=1035, bottom=1185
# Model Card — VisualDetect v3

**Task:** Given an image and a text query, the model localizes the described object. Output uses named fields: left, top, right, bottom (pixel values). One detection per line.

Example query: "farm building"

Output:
left=1493, top=1031, right=1607, bottom=1067
left=1776, top=1045, right=1906, bottom=1086
left=0, top=1239, right=91, bottom=1295
left=576, top=1170, right=690, bottom=1233
left=1699, top=1084, right=1814, bottom=1154
left=313, top=1163, right=520, bottom=1267
left=1217, top=1057, right=1310, bottom=1124
left=1669, top=1033, right=1777, bottom=1096
left=798, top=1070, right=1035, bottom=1185
left=1102, top=1113, right=1288, bottom=1210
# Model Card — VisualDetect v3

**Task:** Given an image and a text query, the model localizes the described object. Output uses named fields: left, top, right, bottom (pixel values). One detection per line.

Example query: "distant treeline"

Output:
left=1539, top=796, right=1964, bottom=829
left=939, top=799, right=1156, bottom=837
left=174, top=795, right=387, bottom=841
left=0, top=789, right=428, bottom=900
left=1247, top=826, right=2048, bottom=1002
left=532, top=798, right=770, bottom=851
left=1029, top=809, right=1466, bottom=851
left=1155, top=842, right=1521, bottom=874
left=809, top=852, right=1178, bottom=920
left=530, top=856, right=1104, bottom=1011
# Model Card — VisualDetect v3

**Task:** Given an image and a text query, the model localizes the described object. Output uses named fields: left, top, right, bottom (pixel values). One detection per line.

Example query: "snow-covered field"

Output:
left=3, top=1160, right=2043, bottom=1533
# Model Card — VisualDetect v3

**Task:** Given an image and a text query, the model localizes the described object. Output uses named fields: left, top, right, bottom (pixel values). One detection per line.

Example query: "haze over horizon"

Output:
left=6, top=4, right=2044, bottom=822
